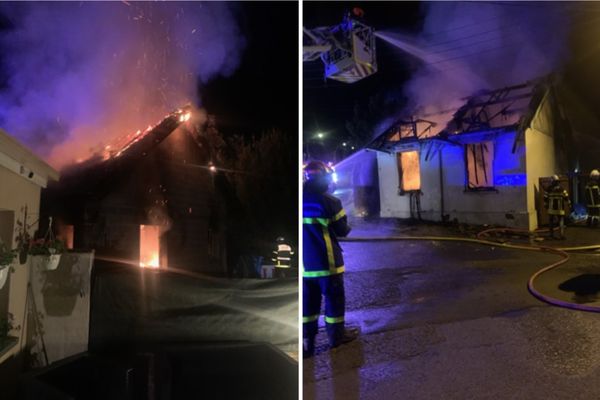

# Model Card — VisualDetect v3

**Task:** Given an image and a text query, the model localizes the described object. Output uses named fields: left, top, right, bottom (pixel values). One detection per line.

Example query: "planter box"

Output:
left=0, top=336, right=18, bottom=360
left=31, top=254, right=61, bottom=271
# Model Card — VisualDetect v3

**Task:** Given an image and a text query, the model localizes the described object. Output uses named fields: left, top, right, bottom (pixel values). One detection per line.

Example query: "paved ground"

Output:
left=89, top=262, right=298, bottom=356
left=304, top=219, right=600, bottom=399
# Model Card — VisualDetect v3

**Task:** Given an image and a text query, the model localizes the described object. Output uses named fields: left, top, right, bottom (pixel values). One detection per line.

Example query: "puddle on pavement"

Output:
left=558, top=273, right=600, bottom=303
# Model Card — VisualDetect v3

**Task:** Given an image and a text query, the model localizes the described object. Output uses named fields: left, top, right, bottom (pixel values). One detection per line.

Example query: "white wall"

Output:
left=28, top=252, right=94, bottom=365
left=377, top=151, right=409, bottom=218
left=0, top=165, right=41, bottom=365
left=0, top=166, right=41, bottom=226
left=442, top=132, right=528, bottom=227
left=524, top=92, right=557, bottom=230
left=378, top=131, right=530, bottom=227
left=377, top=147, right=445, bottom=220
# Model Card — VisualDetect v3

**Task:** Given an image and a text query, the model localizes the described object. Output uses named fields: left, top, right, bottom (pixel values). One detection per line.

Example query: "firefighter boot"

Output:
left=329, top=326, right=359, bottom=349
left=303, top=336, right=315, bottom=359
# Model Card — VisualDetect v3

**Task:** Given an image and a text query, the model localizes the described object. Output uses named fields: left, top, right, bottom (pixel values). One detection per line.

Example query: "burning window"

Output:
left=466, top=141, right=494, bottom=189
left=139, top=225, right=160, bottom=268
left=396, top=151, right=421, bottom=193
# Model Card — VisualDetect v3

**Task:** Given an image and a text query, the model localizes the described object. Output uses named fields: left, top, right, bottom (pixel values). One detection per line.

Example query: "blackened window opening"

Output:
left=466, top=142, right=494, bottom=190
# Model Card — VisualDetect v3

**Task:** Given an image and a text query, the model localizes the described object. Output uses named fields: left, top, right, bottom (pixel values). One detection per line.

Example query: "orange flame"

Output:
left=140, top=224, right=160, bottom=268
left=140, top=253, right=159, bottom=268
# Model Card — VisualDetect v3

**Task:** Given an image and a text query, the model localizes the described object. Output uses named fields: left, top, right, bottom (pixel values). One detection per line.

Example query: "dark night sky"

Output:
left=0, top=2, right=298, bottom=143
left=201, top=2, right=298, bottom=138
left=303, top=2, right=424, bottom=149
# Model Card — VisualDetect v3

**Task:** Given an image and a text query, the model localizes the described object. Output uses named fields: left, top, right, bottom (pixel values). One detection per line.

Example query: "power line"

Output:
left=420, top=13, right=505, bottom=37
left=427, top=29, right=522, bottom=56
left=418, top=11, right=568, bottom=50
left=375, top=17, right=569, bottom=64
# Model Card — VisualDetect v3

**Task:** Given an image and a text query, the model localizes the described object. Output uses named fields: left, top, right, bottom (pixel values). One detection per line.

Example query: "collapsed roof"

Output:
left=367, top=75, right=600, bottom=173
left=367, top=80, right=546, bottom=153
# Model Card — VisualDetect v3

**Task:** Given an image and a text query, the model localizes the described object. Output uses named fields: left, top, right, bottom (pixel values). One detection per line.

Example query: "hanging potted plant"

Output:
left=29, top=238, right=65, bottom=271
left=29, top=216, right=65, bottom=271
left=0, top=242, right=16, bottom=290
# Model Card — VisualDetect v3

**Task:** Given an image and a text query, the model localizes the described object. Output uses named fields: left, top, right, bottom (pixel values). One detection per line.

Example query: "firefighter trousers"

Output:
left=549, top=214, right=565, bottom=238
left=303, top=274, right=345, bottom=345
left=588, top=207, right=600, bottom=226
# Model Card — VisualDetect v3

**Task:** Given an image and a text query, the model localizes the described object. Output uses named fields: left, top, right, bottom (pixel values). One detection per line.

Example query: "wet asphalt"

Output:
left=304, top=220, right=600, bottom=399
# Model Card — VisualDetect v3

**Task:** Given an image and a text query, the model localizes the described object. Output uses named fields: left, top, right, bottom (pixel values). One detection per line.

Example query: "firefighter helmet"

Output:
left=303, top=160, right=333, bottom=183
left=590, top=169, right=600, bottom=179
left=551, top=174, right=560, bottom=182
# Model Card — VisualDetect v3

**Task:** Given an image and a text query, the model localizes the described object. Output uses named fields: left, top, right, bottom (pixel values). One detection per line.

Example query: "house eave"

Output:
left=0, top=128, right=60, bottom=187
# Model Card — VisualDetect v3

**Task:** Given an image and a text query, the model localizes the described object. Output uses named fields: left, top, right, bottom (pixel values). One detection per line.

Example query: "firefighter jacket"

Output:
left=272, top=242, right=293, bottom=268
left=585, top=180, right=600, bottom=210
left=544, top=183, right=571, bottom=216
left=303, top=189, right=351, bottom=278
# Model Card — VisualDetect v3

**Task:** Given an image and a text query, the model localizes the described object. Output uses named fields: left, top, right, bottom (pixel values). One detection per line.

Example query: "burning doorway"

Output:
left=140, top=225, right=160, bottom=268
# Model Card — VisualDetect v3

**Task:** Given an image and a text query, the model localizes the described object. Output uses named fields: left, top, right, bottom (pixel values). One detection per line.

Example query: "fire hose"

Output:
left=341, top=230, right=600, bottom=313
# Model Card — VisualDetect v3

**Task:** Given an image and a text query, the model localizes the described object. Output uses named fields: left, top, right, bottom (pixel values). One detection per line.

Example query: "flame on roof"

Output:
left=99, top=106, right=193, bottom=161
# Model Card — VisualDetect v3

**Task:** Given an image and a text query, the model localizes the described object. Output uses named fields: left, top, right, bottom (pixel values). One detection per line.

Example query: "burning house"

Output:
left=41, top=107, right=228, bottom=274
left=339, top=78, right=598, bottom=230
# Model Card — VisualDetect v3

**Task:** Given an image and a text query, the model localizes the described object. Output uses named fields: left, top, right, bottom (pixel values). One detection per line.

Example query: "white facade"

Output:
left=0, top=128, right=59, bottom=365
left=376, top=92, right=557, bottom=230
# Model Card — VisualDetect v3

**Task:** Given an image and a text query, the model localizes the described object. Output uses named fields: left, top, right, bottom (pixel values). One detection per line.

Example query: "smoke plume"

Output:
left=0, top=2, right=244, bottom=168
left=378, top=2, right=573, bottom=116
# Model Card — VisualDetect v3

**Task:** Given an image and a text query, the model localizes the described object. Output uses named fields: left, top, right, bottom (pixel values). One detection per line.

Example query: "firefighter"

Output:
left=272, top=236, right=293, bottom=277
left=303, top=160, right=358, bottom=358
left=586, top=169, right=600, bottom=227
left=544, top=175, right=571, bottom=239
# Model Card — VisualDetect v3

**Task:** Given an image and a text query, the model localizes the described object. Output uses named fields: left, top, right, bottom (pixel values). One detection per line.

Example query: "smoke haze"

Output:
left=0, top=2, right=244, bottom=168
left=378, top=2, right=573, bottom=116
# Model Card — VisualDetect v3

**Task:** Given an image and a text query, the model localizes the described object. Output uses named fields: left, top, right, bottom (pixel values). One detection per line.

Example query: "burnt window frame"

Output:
left=396, top=150, right=422, bottom=196
left=464, top=141, right=496, bottom=192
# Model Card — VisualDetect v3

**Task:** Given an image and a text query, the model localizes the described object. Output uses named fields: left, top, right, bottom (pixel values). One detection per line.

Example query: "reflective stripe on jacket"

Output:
left=303, top=190, right=351, bottom=278
left=544, top=184, right=570, bottom=216
left=273, top=243, right=293, bottom=268
left=586, top=183, right=600, bottom=209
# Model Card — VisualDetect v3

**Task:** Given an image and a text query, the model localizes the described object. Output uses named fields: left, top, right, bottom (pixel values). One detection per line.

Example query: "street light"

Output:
left=305, top=132, right=328, bottom=159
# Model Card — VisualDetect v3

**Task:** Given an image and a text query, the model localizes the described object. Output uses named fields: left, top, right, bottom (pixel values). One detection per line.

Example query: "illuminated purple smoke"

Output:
left=0, top=2, right=244, bottom=168
left=379, top=2, right=573, bottom=115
